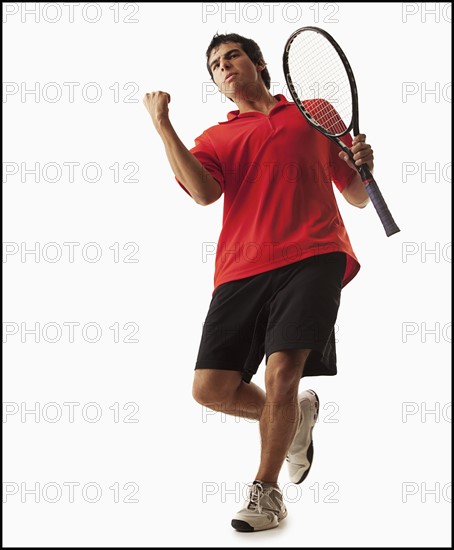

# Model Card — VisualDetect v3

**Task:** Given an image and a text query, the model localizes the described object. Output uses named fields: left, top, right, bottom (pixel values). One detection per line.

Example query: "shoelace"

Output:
left=246, top=482, right=263, bottom=513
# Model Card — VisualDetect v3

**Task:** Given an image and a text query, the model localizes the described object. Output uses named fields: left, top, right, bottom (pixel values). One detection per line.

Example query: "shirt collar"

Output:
left=220, top=94, right=292, bottom=123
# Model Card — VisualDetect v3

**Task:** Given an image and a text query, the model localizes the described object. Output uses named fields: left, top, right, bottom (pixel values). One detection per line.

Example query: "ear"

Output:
left=256, top=59, right=266, bottom=72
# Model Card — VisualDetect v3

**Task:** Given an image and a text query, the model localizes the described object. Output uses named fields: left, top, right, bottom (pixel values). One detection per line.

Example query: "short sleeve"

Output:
left=330, top=132, right=357, bottom=193
left=175, top=131, right=224, bottom=197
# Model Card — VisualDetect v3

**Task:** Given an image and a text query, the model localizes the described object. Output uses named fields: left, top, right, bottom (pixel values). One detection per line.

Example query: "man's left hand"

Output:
left=338, top=134, right=374, bottom=173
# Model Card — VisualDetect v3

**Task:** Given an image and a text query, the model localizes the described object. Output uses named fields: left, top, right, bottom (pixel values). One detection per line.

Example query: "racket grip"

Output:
left=359, top=165, right=400, bottom=237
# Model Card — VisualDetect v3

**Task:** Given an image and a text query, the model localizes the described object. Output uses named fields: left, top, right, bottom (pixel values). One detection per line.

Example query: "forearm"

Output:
left=344, top=172, right=371, bottom=208
left=155, top=119, right=221, bottom=205
left=340, top=132, right=375, bottom=208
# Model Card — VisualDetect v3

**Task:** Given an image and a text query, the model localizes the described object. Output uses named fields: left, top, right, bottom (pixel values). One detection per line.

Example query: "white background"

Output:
left=3, top=2, right=451, bottom=547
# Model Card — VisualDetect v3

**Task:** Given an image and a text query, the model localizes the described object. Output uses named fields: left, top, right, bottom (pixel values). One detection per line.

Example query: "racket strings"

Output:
left=287, top=31, right=353, bottom=136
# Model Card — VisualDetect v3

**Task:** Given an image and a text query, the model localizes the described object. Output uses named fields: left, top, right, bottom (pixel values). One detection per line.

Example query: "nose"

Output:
left=220, top=58, right=232, bottom=71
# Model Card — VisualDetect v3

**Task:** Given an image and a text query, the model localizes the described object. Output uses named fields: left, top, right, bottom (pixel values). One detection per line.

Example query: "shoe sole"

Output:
left=231, top=519, right=255, bottom=532
left=293, top=390, right=319, bottom=485
left=231, top=509, right=287, bottom=532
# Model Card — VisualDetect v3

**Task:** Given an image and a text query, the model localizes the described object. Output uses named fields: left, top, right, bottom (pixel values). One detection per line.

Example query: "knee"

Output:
left=266, top=365, right=299, bottom=400
left=192, top=382, right=217, bottom=407
left=192, top=382, right=233, bottom=407
left=192, top=371, right=241, bottom=407
left=266, top=351, right=310, bottom=400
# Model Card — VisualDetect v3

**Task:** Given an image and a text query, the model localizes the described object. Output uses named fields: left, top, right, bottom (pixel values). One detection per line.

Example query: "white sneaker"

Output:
left=286, top=389, right=320, bottom=484
left=231, top=481, right=288, bottom=532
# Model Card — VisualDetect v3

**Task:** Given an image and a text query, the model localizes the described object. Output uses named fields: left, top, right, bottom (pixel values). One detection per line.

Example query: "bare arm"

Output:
left=339, top=133, right=373, bottom=209
left=143, top=91, right=222, bottom=206
left=341, top=174, right=370, bottom=208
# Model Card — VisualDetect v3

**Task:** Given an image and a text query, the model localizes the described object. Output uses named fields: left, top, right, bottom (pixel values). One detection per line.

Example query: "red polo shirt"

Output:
left=176, top=94, right=360, bottom=296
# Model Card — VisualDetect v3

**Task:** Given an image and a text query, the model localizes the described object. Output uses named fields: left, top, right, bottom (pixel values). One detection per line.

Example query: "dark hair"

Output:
left=206, top=33, right=271, bottom=89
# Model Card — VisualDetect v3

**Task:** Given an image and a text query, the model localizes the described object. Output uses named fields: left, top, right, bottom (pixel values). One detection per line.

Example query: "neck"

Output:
left=231, top=87, right=278, bottom=115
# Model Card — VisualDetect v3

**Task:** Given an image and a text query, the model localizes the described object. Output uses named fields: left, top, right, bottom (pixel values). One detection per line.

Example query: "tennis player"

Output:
left=143, top=33, right=373, bottom=532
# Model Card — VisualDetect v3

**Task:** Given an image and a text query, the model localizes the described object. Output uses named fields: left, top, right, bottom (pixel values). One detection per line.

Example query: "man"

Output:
left=143, top=33, right=373, bottom=532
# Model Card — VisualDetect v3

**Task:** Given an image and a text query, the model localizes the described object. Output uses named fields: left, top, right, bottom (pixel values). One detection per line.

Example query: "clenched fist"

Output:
left=143, top=91, right=171, bottom=128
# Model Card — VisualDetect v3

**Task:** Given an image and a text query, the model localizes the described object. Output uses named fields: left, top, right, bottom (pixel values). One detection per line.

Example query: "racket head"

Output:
left=283, top=26, right=359, bottom=138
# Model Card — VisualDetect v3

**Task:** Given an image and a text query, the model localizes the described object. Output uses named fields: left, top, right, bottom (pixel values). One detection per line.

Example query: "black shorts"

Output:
left=194, top=251, right=347, bottom=383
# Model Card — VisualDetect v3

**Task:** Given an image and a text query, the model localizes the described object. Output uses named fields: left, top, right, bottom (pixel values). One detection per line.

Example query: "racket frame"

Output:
left=283, top=26, right=400, bottom=237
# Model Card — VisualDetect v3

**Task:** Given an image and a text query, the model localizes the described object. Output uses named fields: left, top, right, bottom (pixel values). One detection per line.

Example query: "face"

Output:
left=208, top=42, right=265, bottom=101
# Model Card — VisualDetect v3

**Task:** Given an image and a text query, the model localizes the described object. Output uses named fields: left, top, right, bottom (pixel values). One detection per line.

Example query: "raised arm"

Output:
left=143, top=91, right=222, bottom=206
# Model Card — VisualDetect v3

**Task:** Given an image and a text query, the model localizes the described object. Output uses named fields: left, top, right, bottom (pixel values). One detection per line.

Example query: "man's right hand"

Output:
left=143, top=91, right=171, bottom=128
left=142, top=90, right=222, bottom=206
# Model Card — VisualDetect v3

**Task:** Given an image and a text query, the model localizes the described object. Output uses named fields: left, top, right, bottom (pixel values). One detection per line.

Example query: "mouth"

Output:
left=224, top=73, right=238, bottom=83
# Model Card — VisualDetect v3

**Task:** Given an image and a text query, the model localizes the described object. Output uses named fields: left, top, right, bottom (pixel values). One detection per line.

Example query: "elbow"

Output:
left=343, top=189, right=370, bottom=209
left=195, top=195, right=213, bottom=206
left=356, top=197, right=371, bottom=209
left=196, top=189, right=222, bottom=206
left=192, top=190, right=212, bottom=206
left=194, top=196, right=208, bottom=206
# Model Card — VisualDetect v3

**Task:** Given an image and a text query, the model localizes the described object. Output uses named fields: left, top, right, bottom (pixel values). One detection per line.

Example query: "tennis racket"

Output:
left=283, top=26, right=400, bottom=237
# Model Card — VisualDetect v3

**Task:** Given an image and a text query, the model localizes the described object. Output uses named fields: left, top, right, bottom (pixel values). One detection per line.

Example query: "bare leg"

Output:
left=255, top=349, right=311, bottom=484
left=193, top=369, right=266, bottom=421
